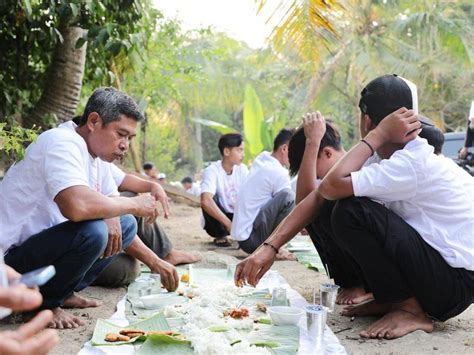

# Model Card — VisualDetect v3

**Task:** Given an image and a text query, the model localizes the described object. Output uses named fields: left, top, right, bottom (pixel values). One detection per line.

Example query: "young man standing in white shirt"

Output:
left=200, top=133, right=249, bottom=247
left=231, top=129, right=295, bottom=255
left=235, top=74, right=474, bottom=340
left=0, top=88, right=177, bottom=329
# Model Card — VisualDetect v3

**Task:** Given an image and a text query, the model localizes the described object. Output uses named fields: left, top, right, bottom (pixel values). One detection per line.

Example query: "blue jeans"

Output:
left=5, top=215, right=136, bottom=309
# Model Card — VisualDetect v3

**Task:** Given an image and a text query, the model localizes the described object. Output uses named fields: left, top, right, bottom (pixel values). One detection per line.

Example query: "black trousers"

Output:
left=308, top=200, right=365, bottom=289
left=202, top=196, right=233, bottom=239
left=320, top=196, right=474, bottom=321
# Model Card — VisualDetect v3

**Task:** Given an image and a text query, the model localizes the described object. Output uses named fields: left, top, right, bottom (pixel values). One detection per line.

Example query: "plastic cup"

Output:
left=149, top=273, right=162, bottom=294
left=305, top=304, right=327, bottom=350
left=319, top=284, right=340, bottom=312
left=271, top=287, right=288, bottom=306
left=226, top=264, right=237, bottom=281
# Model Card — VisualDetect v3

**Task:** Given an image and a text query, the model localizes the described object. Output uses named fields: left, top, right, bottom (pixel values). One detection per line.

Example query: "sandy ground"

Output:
left=2, top=202, right=473, bottom=354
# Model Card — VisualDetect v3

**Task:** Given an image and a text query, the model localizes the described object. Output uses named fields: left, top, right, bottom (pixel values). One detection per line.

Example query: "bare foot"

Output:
left=164, top=249, right=202, bottom=266
left=62, top=293, right=101, bottom=309
left=48, top=308, right=85, bottom=329
left=275, top=248, right=295, bottom=261
left=341, top=299, right=391, bottom=317
left=336, top=287, right=373, bottom=305
left=360, top=297, right=433, bottom=339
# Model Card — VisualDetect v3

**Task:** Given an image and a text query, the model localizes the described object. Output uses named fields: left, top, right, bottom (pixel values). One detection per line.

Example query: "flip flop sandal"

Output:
left=213, top=237, right=231, bottom=247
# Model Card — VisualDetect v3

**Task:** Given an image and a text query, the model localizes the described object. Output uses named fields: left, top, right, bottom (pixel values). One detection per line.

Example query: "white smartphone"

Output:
left=11, top=265, right=56, bottom=288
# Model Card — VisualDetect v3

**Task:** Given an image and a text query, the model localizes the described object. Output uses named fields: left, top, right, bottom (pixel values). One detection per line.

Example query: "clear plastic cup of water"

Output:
left=226, top=264, right=236, bottom=281
left=149, top=273, right=162, bottom=294
left=271, top=287, right=288, bottom=306
left=319, top=284, right=340, bottom=312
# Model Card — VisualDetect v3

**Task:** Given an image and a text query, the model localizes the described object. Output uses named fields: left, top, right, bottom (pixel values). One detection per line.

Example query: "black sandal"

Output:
left=213, top=237, right=231, bottom=247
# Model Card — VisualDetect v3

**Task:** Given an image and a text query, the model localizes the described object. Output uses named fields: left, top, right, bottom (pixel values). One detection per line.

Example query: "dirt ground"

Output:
left=2, top=202, right=473, bottom=354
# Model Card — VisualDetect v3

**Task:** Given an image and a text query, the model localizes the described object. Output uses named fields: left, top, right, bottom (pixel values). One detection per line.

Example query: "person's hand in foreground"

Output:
left=0, top=310, right=59, bottom=355
left=151, top=259, right=179, bottom=291
left=234, top=244, right=277, bottom=287
left=148, top=183, right=170, bottom=223
left=0, top=268, right=59, bottom=354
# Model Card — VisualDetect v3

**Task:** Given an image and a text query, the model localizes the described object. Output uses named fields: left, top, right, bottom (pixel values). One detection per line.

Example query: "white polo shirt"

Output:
left=0, top=121, right=118, bottom=252
left=200, top=161, right=249, bottom=213
left=231, top=152, right=291, bottom=241
left=351, top=137, right=474, bottom=271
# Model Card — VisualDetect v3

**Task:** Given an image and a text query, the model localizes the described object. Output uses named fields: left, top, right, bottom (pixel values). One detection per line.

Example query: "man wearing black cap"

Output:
left=234, top=74, right=474, bottom=340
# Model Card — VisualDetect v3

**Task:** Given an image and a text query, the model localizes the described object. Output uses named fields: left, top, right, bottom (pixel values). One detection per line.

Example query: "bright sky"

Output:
left=153, top=0, right=277, bottom=48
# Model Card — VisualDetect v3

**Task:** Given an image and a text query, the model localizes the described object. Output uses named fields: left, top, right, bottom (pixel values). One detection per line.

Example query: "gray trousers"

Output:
left=93, top=217, right=173, bottom=287
left=238, top=189, right=295, bottom=254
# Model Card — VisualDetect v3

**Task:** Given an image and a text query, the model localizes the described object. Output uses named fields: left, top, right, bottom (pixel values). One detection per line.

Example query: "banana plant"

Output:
left=192, top=84, right=286, bottom=163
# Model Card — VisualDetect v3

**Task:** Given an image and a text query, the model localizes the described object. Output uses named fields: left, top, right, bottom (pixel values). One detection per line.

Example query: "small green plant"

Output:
left=0, top=122, right=38, bottom=161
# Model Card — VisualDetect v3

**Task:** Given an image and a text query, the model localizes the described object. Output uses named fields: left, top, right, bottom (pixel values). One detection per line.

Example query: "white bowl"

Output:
left=139, top=294, right=163, bottom=309
left=267, top=306, right=304, bottom=325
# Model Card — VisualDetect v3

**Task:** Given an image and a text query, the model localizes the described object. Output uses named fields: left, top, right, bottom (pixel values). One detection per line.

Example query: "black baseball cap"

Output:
left=359, top=74, right=433, bottom=127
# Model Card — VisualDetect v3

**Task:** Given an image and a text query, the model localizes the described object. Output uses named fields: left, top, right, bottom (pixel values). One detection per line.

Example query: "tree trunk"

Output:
left=303, top=40, right=350, bottom=110
left=25, top=26, right=87, bottom=129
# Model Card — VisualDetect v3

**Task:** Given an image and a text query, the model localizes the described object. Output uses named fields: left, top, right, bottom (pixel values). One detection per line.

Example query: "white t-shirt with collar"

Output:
left=0, top=121, right=118, bottom=252
left=231, top=151, right=291, bottom=241
left=351, top=137, right=474, bottom=271
left=200, top=160, right=249, bottom=213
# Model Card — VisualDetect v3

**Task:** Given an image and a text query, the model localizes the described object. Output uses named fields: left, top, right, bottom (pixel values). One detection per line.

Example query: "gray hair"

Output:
left=78, top=87, right=144, bottom=126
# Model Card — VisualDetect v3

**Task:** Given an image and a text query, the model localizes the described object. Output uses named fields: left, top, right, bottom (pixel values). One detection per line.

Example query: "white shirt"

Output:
left=231, top=152, right=291, bottom=241
left=200, top=161, right=249, bottom=213
left=351, top=137, right=474, bottom=271
left=0, top=121, right=118, bottom=252
left=186, top=183, right=201, bottom=196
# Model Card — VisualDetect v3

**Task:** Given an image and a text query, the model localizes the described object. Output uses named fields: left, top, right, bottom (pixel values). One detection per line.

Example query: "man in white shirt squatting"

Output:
left=200, top=133, right=249, bottom=247
left=235, top=74, right=474, bottom=340
left=231, top=129, right=295, bottom=258
left=0, top=87, right=179, bottom=329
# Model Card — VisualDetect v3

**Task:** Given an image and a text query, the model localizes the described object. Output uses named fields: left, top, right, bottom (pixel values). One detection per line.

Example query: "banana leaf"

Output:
left=136, top=333, right=193, bottom=354
left=91, top=313, right=170, bottom=346
left=248, top=324, right=299, bottom=355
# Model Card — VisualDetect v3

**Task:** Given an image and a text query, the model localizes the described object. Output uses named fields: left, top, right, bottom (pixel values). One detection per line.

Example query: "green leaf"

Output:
left=192, top=117, right=236, bottom=134
left=69, top=3, right=79, bottom=17
left=243, top=84, right=265, bottom=162
left=75, top=37, right=86, bottom=49
left=208, top=325, right=231, bottom=332
left=105, top=41, right=123, bottom=56
left=136, top=334, right=193, bottom=354
left=97, top=28, right=109, bottom=44
left=91, top=313, right=170, bottom=346
left=20, top=0, right=32, bottom=18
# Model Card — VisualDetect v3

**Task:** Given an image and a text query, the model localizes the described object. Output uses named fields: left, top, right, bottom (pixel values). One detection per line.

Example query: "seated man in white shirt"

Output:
left=235, top=74, right=474, bottom=340
left=0, top=88, right=179, bottom=329
left=200, top=133, right=249, bottom=247
left=181, top=176, right=201, bottom=196
left=231, top=129, right=295, bottom=255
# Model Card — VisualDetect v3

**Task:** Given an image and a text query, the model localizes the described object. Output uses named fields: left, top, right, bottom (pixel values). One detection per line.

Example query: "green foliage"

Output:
left=243, top=84, right=265, bottom=160
left=0, top=122, right=38, bottom=161
left=0, top=0, right=157, bottom=124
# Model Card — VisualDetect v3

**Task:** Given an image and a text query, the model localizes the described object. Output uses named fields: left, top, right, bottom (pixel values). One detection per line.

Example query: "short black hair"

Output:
left=418, top=124, right=444, bottom=155
left=143, top=162, right=154, bottom=170
left=288, top=121, right=342, bottom=176
left=78, top=87, right=144, bottom=126
left=218, top=133, right=243, bottom=155
left=273, top=128, right=294, bottom=151
left=359, top=74, right=414, bottom=126
left=181, top=176, right=193, bottom=184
